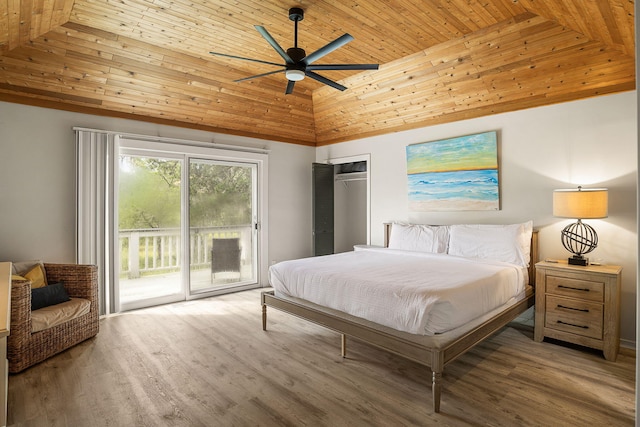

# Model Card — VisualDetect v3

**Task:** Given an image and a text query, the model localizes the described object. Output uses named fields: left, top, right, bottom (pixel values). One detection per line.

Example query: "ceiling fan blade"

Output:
left=305, top=71, right=347, bottom=91
left=209, top=51, right=284, bottom=68
left=255, top=25, right=294, bottom=64
left=303, top=33, right=354, bottom=65
left=285, top=80, right=296, bottom=94
left=306, top=64, right=379, bottom=71
left=234, top=69, right=285, bottom=82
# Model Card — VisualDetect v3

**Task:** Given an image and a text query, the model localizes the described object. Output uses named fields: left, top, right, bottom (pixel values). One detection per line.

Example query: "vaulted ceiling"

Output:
left=0, top=1, right=635, bottom=146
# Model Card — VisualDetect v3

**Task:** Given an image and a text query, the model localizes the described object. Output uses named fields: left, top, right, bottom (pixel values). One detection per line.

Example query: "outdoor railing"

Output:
left=119, top=225, right=252, bottom=278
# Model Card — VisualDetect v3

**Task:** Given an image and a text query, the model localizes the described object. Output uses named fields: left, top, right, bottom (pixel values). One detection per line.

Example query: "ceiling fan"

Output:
left=209, top=7, right=379, bottom=94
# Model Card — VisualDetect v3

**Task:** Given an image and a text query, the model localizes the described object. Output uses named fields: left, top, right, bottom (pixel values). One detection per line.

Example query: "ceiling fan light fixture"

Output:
left=285, top=69, right=305, bottom=81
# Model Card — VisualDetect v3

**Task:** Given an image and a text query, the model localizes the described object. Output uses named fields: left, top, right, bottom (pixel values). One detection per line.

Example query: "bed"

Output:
left=261, top=222, right=538, bottom=412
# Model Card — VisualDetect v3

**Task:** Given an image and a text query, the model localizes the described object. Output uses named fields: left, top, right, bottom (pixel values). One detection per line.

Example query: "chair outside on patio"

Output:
left=210, top=238, right=241, bottom=281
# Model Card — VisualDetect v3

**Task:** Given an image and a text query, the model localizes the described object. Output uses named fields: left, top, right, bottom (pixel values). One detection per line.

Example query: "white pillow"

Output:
left=388, top=223, right=450, bottom=253
left=12, top=260, right=44, bottom=276
left=448, top=221, right=533, bottom=267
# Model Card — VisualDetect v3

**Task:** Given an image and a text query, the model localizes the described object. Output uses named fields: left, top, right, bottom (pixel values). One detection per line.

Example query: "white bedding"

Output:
left=268, top=247, right=527, bottom=336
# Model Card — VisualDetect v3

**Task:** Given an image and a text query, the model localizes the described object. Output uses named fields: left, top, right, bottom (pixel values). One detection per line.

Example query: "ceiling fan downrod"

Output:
left=289, top=7, right=304, bottom=49
left=286, top=7, right=306, bottom=71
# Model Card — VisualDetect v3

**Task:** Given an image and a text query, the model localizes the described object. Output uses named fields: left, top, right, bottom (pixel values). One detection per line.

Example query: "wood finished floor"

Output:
left=7, top=289, right=635, bottom=426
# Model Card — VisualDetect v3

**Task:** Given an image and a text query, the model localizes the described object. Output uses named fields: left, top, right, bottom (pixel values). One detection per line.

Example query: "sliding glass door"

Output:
left=116, top=141, right=262, bottom=311
left=118, top=153, right=185, bottom=309
left=189, top=159, right=257, bottom=293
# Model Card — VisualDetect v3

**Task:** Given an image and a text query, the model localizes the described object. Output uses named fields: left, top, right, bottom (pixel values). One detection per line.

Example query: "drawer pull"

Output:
left=557, top=320, right=588, bottom=329
left=558, top=285, right=590, bottom=292
left=557, top=304, right=589, bottom=313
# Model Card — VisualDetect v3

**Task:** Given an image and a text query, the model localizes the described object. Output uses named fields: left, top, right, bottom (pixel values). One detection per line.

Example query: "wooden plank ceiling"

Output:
left=0, top=0, right=635, bottom=146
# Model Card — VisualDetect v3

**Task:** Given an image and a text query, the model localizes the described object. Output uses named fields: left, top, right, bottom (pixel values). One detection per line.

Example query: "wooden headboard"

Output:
left=383, top=223, right=538, bottom=286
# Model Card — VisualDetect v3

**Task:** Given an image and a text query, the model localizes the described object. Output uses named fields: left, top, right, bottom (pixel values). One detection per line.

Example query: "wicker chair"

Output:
left=8, top=263, right=99, bottom=373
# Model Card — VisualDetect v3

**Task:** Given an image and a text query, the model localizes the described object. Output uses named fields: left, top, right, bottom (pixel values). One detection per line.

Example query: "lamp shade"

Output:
left=553, top=187, right=608, bottom=219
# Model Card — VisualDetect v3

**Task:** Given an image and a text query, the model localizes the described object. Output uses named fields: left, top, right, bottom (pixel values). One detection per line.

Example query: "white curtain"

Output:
left=75, top=128, right=118, bottom=315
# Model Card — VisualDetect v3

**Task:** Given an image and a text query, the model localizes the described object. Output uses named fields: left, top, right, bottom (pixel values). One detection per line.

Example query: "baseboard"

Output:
left=619, top=340, right=636, bottom=357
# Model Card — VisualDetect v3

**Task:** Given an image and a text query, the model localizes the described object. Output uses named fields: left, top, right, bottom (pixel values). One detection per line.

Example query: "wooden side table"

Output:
left=534, top=260, right=622, bottom=361
left=0, top=262, right=10, bottom=427
left=353, top=244, right=383, bottom=251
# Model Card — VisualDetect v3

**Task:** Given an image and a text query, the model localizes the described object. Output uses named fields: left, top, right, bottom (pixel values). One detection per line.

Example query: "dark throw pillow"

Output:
left=31, top=282, right=71, bottom=311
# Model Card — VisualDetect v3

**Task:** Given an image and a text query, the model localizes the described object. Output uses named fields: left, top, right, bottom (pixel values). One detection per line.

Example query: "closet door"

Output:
left=312, top=163, right=334, bottom=256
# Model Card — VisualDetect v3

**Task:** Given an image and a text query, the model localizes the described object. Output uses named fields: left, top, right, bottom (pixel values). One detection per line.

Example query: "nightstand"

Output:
left=353, top=244, right=383, bottom=251
left=534, top=260, right=622, bottom=361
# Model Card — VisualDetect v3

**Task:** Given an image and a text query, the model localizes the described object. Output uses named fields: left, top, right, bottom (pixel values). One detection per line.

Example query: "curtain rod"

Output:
left=73, top=127, right=270, bottom=155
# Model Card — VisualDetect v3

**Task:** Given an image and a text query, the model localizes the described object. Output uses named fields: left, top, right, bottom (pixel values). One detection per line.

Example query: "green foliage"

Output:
left=119, top=157, right=181, bottom=229
left=189, top=162, right=251, bottom=227
left=118, top=156, right=252, bottom=230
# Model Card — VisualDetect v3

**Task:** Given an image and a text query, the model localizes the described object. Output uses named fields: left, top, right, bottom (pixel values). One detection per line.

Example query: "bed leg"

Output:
left=432, top=371, right=442, bottom=413
left=341, top=334, right=347, bottom=358
left=262, top=304, right=267, bottom=331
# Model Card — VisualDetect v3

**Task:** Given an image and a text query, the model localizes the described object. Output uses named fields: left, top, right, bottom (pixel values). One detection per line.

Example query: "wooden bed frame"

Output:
left=261, top=224, right=538, bottom=413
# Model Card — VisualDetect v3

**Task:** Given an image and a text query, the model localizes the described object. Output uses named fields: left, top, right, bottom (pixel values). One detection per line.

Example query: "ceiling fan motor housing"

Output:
left=286, top=47, right=306, bottom=64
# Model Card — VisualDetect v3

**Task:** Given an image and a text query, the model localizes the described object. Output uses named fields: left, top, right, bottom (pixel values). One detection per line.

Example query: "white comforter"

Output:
left=268, top=248, right=527, bottom=336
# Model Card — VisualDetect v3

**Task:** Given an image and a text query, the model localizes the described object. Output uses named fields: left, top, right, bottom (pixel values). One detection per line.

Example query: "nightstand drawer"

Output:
left=546, top=275, right=604, bottom=302
left=545, top=295, right=603, bottom=339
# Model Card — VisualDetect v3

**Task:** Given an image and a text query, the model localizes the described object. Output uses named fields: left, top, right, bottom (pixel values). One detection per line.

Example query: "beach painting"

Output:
left=406, top=131, right=500, bottom=211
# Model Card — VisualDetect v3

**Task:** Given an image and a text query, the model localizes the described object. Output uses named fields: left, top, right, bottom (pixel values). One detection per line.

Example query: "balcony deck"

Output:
left=119, top=265, right=254, bottom=305
left=118, top=225, right=255, bottom=305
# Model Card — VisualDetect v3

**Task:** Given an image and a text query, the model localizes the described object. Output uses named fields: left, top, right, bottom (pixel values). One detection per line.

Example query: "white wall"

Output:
left=316, top=91, right=638, bottom=347
left=0, top=93, right=636, bottom=346
left=0, top=101, right=316, bottom=280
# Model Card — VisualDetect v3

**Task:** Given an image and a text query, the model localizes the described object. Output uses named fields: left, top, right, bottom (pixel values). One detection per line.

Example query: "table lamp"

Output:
left=553, top=186, right=608, bottom=266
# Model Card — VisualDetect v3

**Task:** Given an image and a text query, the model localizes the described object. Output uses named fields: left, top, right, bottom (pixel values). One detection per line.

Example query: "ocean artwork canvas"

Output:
left=406, top=131, right=499, bottom=211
